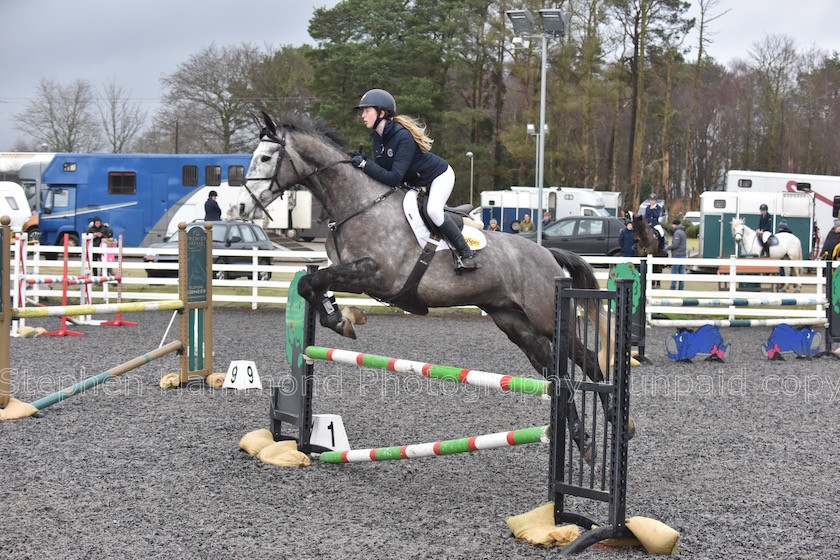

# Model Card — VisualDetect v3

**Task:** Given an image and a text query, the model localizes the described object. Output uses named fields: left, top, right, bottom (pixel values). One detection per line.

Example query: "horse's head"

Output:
left=234, top=112, right=354, bottom=222
left=232, top=112, right=289, bottom=221
left=731, top=217, right=746, bottom=243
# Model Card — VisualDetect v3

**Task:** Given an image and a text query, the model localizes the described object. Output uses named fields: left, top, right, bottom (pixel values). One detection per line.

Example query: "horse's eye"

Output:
left=261, top=155, right=271, bottom=163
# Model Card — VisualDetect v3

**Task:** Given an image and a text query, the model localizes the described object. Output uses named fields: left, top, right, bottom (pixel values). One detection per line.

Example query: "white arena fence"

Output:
left=4, top=241, right=830, bottom=324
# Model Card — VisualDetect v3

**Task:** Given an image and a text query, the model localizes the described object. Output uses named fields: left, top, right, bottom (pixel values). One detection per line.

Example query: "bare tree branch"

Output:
left=14, top=77, right=101, bottom=151
left=97, top=79, right=148, bottom=153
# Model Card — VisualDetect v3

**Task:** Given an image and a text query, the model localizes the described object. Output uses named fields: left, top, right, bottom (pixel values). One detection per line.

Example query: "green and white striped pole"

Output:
left=304, top=347, right=549, bottom=396
left=320, top=425, right=548, bottom=463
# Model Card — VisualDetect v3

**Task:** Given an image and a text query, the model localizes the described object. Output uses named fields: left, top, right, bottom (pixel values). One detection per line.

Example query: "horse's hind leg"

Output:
left=482, top=306, right=594, bottom=462
left=297, top=257, right=385, bottom=339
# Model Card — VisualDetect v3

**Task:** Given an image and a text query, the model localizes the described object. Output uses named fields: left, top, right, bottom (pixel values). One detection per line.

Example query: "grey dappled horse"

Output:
left=235, top=115, right=620, bottom=452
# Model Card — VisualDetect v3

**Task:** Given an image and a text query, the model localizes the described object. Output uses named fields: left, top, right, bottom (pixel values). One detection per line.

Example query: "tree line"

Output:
left=13, top=0, right=840, bottom=213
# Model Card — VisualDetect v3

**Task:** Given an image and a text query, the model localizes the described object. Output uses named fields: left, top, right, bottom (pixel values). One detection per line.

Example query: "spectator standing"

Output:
left=86, top=216, right=113, bottom=262
left=205, top=190, right=223, bottom=221
left=777, top=219, right=791, bottom=233
left=519, top=213, right=535, bottom=233
left=486, top=219, right=500, bottom=232
left=665, top=218, right=686, bottom=290
left=820, top=219, right=840, bottom=260
left=619, top=221, right=636, bottom=257
left=86, top=216, right=113, bottom=247
left=542, top=211, right=553, bottom=228
left=756, top=203, right=773, bottom=257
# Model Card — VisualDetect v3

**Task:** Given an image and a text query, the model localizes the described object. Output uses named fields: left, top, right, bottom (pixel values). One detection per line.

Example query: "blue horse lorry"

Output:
left=37, top=153, right=328, bottom=247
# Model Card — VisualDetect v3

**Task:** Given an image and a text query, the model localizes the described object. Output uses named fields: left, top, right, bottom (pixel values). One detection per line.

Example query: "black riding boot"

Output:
left=438, top=215, right=479, bottom=271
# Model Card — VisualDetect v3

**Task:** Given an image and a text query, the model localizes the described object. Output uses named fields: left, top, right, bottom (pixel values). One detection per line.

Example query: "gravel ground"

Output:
left=1, top=309, right=838, bottom=559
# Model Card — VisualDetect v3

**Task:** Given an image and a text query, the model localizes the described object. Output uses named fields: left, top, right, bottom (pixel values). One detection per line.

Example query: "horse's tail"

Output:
left=548, top=248, right=598, bottom=290
left=548, top=248, right=614, bottom=375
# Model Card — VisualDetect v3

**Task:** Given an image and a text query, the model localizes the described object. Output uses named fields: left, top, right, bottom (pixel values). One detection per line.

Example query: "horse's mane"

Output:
left=275, top=113, right=348, bottom=152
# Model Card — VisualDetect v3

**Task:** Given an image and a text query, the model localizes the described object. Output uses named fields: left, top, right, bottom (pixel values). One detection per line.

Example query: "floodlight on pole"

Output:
left=505, top=9, right=536, bottom=34
left=538, top=9, right=570, bottom=37
left=505, top=8, right=572, bottom=246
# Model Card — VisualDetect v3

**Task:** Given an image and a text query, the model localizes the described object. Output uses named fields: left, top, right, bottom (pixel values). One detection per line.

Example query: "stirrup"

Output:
left=455, top=254, right=480, bottom=271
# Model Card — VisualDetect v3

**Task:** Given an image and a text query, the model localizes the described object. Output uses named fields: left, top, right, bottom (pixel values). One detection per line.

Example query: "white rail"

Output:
left=6, top=246, right=831, bottom=324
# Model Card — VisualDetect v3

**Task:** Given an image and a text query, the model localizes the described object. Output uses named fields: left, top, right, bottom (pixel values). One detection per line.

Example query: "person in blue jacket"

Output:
left=756, top=203, right=773, bottom=257
left=619, top=220, right=637, bottom=257
left=351, top=89, right=478, bottom=271
left=204, top=190, right=222, bottom=221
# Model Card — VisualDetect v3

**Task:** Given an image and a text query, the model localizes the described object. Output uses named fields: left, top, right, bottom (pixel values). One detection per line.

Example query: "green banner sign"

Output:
left=186, top=227, right=207, bottom=303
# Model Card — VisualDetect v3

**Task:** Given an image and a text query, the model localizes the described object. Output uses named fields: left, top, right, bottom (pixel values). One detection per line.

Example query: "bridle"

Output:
left=733, top=222, right=755, bottom=254
left=242, top=125, right=394, bottom=238
left=242, top=126, right=352, bottom=222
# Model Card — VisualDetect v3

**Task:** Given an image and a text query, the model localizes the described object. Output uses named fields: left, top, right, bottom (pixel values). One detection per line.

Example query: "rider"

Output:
left=644, top=193, right=666, bottom=251
left=756, top=203, right=773, bottom=257
left=351, top=89, right=478, bottom=271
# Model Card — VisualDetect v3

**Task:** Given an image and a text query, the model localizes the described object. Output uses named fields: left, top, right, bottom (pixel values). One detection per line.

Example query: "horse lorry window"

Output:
left=182, top=165, right=198, bottom=186
left=108, top=172, right=136, bottom=195
left=228, top=165, right=245, bottom=186
left=206, top=165, right=221, bottom=186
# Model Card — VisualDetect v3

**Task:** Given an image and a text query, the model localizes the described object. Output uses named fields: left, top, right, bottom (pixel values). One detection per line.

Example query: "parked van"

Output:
left=726, top=170, right=838, bottom=251
left=480, top=186, right=608, bottom=233
left=0, top=181, right=36, bottom=234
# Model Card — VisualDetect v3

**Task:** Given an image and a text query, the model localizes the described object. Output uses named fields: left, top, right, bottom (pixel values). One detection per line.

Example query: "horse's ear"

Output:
left=262, top=111, right=277, bottom=136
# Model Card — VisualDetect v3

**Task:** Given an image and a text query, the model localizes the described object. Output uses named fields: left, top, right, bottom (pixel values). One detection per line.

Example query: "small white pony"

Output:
left=731, top=217, right=803, bottom=292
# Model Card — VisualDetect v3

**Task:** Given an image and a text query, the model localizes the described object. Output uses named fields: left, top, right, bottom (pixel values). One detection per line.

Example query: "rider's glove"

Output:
left=352, top=154, right=366, bottom=169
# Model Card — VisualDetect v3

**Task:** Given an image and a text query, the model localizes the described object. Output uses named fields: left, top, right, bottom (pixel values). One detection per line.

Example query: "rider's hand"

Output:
left=352, top=154, right=366, bottom=169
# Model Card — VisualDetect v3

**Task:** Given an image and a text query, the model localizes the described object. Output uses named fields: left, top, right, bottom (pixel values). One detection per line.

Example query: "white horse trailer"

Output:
left=258, top=188, right=329, bottom=241
left=599, top=191, right=623, bottom=217
left=699, top=191, right=814, bottom=258
left=726, top=170, right=838, bottom=254
left=481, top=186, right=608, bottom=233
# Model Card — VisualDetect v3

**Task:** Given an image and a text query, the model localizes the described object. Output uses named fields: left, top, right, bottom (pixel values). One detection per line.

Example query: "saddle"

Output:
left=389, top=189, right=486, bottom=315
left=415, top=188, right=470, bottom=232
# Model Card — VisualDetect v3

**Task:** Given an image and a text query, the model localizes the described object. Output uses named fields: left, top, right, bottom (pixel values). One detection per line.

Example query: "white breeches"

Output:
left=427, top=166, right=455, bottom=227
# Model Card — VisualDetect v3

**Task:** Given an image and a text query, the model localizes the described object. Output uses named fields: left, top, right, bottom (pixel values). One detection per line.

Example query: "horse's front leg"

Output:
left=297, top=257, right=385, bottom=339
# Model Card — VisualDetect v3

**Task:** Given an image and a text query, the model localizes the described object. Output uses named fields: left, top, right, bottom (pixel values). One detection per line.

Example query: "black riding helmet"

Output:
left=760, top=203, right=768, bottom=211
left=354, top=89, right=397, bottom=131
left=354, top=89, right=396, bottom=115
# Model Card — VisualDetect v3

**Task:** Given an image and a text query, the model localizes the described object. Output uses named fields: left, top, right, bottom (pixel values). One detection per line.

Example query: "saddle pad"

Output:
left=403, top=189, right=486, bottom=252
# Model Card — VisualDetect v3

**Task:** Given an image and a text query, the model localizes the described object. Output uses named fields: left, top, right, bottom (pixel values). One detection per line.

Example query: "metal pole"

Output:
left=469, top=155, right=474, bottom=207
left=537, top=33, right=548, bottom=246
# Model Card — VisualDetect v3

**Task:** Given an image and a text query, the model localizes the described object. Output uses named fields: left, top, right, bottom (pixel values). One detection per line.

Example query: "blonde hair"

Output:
left=392, top=115, right=434, bottom=152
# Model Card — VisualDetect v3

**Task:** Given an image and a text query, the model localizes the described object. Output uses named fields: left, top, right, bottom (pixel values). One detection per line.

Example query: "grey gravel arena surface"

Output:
left=2, top=309, right=838, bottom=559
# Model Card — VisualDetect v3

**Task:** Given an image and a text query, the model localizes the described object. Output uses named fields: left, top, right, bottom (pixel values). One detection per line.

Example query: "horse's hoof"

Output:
left=342, top=306, right=367, bottom=326
left=338, top=319, right=357, bottom=340
left=584, top=442, right=596, bottom=464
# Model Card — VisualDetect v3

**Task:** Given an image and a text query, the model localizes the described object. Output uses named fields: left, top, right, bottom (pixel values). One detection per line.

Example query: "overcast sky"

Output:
left=2, top=0, right=839, bottom=152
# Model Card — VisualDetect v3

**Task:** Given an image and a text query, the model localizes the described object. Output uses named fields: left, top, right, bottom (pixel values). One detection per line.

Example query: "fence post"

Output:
left=1, top=217, right=11, bottom=408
